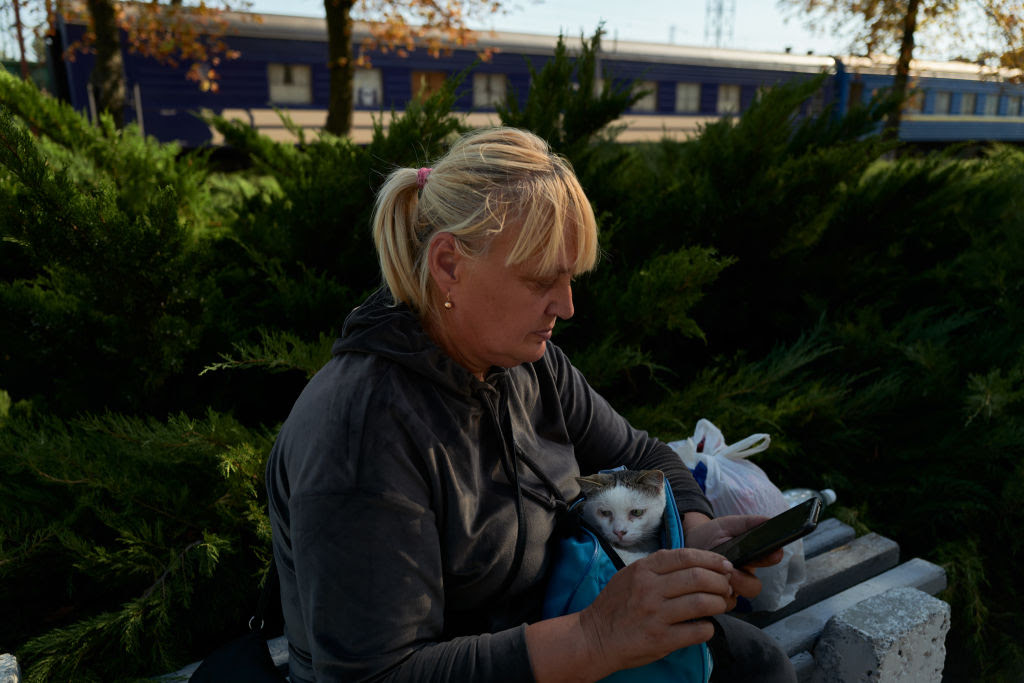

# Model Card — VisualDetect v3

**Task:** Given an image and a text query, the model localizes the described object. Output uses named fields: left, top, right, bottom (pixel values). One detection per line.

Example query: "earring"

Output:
left=444, top=291, right=453, bottom=310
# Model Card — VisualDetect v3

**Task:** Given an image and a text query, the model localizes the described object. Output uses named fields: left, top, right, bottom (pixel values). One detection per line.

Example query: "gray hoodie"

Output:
left=266, top=289, right=713, bottom=682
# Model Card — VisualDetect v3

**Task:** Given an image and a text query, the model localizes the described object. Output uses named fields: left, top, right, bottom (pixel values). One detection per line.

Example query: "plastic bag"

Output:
left=668, top=419, right=806, bottom=612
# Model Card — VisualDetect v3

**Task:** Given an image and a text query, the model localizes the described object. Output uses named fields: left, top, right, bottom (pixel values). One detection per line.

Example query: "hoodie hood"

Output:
left=332, top=288, right=488, bottom=397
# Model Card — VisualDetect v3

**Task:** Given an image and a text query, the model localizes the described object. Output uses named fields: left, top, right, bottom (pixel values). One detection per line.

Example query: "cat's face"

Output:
left=577, top=470, right=666, bottom=549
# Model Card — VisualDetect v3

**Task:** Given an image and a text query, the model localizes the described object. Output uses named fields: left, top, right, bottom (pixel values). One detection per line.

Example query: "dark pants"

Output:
left=707, top=614, right=797, bottom=683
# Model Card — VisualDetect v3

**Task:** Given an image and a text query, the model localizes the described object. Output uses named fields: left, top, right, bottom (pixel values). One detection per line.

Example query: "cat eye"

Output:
left=630, top=509, right=645, bottom=517
left=599, top=510, right=612, bottom=518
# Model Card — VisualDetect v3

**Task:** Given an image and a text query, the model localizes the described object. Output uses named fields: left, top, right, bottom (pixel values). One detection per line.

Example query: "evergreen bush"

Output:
left=0, top=407, right=274, bottom=681
left=0, top=101, right=220, bottom=416
left=496, top=28, right=642, bottom=160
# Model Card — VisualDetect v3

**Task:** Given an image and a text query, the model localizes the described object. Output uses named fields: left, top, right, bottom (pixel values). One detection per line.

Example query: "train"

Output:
left=50, top=10, right=1024, bottom=147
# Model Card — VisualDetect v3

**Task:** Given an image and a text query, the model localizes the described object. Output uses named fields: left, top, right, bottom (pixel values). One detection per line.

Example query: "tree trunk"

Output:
left=884, top=0, right=921, bottom=140
left=12, top=0, right=30, bottom=79
left=324, top=0, right=355, bottom=136
left=86, top=0, right=126, bottom=127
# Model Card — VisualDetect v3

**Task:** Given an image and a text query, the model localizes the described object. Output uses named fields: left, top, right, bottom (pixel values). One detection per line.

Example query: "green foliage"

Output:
left=0, top=103, right=218, bottom=415
left=621, top=247, right=735, bottom=342
left=0, top=409, right=274, bottom=681
left=201, top=328, right=336, bottom=379
left=496, top=28, right=643, bottom=159
left=0, top=70, right=217, bottom=225
left=366, top=69, right=470, bottom=161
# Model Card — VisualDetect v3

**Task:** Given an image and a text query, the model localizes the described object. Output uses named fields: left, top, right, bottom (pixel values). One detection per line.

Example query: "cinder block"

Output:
left=764, top=558, right=947, bottom=657
left=0, top=654, right=21, bottom=683
left=811, top=587, right=951, bottom=682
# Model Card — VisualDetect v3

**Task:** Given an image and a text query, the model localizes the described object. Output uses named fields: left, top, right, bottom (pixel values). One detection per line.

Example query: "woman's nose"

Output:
left=548, top=281, right=574, bottom=320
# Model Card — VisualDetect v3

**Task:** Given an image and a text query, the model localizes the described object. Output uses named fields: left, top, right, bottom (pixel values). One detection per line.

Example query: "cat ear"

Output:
left=576, top=473, right=613, bottom=495
left=638, top=470, right=665, bottom=489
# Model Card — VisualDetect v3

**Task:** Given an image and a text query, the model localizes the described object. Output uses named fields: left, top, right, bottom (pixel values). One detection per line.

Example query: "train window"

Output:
left=960, top=92, right=977, bottom=115
left=676, top=82, right=700, bottom=112
left=983, top=94, right=998, bottom=116
left=905, top=91, right=923, bottom=114
left=717, top=84, right=740, bottom=114
left=472, top=73, right=507, bottom=108
left=268, top=63, right=312, bottom=105
left=630, top=81, right=658, bottom=112
left=1007, top=96, right=1022, bottom=116
left=354, top=69, right=383, bottom=108
left=412, top=70, right=448, bottom=100
left=933, top=91, right=951, bottom=115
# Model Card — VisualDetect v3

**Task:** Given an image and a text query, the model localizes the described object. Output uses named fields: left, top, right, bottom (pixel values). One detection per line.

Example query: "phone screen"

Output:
left=709, top=497, right=821, bottom=566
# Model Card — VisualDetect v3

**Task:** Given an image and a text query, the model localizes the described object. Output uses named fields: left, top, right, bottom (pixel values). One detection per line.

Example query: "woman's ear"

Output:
left=427, top=232, right=460, bottom=288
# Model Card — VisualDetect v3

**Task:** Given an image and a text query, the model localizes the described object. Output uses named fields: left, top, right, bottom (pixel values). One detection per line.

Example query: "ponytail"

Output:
left=371, top=168, right=426, bottom=310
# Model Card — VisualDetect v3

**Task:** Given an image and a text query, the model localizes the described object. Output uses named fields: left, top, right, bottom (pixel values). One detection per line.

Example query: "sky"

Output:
left=246, top=0, right=853, bottom=57
left=1, top=0, right=848, bottom=66
left=1, top=0, right=984, bottom=65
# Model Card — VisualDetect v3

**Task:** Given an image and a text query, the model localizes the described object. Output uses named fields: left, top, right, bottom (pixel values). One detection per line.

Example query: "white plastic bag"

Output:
left=668, top=418, right=806, bottom=612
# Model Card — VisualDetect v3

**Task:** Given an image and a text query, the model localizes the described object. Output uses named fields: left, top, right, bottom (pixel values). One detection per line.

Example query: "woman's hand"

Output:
left=684, top=514, right=785, bottom=609
left=526, top=518, right=787, bottom=681
left=575, top=548, right=734, bottom=674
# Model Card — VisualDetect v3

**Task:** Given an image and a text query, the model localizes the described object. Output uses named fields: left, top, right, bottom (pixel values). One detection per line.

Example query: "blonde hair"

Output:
left=371, top=127, right=599, bottom=316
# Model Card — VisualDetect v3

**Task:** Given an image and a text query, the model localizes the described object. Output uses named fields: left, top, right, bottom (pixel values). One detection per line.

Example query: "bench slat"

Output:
left=746, top=532, right=900, bottom=627
left=803, top=517, right=856, bottom=559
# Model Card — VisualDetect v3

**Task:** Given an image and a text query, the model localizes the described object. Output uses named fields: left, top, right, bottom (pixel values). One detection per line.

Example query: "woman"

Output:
left=265, top=127, right=795, bottom=682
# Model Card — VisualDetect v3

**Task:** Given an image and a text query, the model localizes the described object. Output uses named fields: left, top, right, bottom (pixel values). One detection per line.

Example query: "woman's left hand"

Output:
left=684, top=514, right=785, bottom=609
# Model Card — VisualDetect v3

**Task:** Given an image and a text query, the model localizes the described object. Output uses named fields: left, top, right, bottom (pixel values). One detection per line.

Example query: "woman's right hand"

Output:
left=577, top=548, right=734, bottom=674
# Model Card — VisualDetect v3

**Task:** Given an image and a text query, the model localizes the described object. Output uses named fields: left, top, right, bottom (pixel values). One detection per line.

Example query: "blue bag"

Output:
left=543, top=470, right=712, bottom=683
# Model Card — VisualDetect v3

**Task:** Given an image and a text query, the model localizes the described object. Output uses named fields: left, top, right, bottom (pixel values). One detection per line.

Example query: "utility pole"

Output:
left=12, top=0, right=30, bottom=78
left=704, top=0, right=735, bottom=48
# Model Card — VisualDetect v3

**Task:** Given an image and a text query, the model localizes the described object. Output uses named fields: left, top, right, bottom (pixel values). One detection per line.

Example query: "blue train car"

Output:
left=835, top=55, right=1024, bottom=142
left=52, top=10, right=1024, bottom=146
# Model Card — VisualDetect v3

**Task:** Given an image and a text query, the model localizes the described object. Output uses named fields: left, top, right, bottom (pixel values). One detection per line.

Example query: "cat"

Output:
left=576, top=469, right=667, bottom=566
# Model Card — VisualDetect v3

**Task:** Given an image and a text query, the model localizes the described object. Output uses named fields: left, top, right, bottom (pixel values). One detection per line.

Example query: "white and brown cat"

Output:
left=576, top=469, right=666, bottom=566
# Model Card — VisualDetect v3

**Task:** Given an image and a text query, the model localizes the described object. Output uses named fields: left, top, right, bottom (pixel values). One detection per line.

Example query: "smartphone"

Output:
left=709, top=496, right=822, bottom=567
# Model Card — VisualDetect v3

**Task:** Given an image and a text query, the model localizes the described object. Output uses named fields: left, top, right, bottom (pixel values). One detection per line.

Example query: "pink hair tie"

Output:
left=416, top=167, right=432, bottom=189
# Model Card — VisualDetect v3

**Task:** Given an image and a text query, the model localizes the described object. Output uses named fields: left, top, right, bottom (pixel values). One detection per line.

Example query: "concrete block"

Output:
left=0, top=654, right=20, bottom=683
left=764, top=558, right=947, bottom=657
left=803, top=518, right=856, bottom=559
left=811, top=587, right=951, bottom=682
left=748, top=533, right=900, bottom=627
